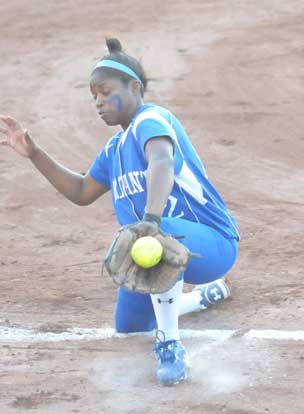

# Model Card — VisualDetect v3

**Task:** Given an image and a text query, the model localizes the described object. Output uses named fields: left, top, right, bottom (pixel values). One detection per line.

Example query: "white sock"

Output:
left=179, top=290, right=202, bottom=316
left=179, top=279, right=231, bottom=316
left=150, top=280, right=183, bottom=342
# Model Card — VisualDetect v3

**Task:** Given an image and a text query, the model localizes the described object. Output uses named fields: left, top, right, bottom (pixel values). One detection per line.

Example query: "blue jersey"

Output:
left=89, top=103, right=240, bottom=240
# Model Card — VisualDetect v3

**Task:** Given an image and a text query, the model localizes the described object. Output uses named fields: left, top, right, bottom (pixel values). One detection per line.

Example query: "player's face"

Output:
left=90, top=71, right=141, bottom=129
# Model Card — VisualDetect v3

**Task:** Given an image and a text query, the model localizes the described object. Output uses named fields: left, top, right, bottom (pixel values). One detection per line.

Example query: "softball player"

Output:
left=0, top=38, right=239, bottom=386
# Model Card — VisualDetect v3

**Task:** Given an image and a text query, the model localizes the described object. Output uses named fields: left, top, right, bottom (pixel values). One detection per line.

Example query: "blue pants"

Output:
left=115, top=218, right=238, bottom=333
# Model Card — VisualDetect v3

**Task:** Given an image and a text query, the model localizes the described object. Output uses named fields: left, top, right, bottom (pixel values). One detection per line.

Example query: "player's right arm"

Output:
left=0, top=115, right=109, bottom=205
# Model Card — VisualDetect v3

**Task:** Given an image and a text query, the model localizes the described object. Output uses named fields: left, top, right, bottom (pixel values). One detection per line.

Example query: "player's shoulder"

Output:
left=108, top=131, right=123, bottom=145
left=136, top=103, right=172, bottom=119
left=98, top=131, right=122, bottom=158
left=132, top=103, right=174, bottom=132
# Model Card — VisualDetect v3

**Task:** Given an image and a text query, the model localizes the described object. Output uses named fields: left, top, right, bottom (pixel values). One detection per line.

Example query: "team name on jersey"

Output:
left=112, top=170, right=146, bottom=202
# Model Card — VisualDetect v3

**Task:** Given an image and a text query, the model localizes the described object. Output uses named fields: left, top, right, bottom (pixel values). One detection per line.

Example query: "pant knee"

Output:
left=115, top=288, right=156, bottom=333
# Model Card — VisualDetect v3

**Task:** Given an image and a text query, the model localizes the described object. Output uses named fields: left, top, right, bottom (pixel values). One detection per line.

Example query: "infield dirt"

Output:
left=1, top=1, right=304, bottom=413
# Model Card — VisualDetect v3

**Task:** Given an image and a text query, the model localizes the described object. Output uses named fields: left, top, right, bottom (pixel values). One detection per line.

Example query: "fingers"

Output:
left=0, top=123, right=10, bottom=144
left=0, top=126, right=9, bottom=135
left=0, top=139, right=9, bottom=145
left=0, top=115, right=20, bottom=129
left=0, top=115, right=17, bottom=123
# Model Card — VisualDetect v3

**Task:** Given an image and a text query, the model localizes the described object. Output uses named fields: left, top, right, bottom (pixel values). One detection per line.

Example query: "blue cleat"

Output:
left=154, top=332, right=189, bottom=386
left=194, top=278, right=231, bottom=310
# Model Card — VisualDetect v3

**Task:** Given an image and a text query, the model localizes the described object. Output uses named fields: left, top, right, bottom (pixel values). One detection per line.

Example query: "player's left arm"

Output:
left=144, top=136, right=174, bottom=217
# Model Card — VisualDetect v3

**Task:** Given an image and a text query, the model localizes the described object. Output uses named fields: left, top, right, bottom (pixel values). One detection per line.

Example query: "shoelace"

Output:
left=154, top=330, right=179, bottom=363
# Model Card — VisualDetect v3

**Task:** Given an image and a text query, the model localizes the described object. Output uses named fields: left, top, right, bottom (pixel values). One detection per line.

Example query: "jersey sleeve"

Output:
left=88, top=145, right=111, bottom=188
left=133, top=112, right=183, bottom=173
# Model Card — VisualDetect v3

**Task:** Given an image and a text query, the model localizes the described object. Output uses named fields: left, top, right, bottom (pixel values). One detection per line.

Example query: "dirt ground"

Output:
left=1, top=1, right=304, bottom=413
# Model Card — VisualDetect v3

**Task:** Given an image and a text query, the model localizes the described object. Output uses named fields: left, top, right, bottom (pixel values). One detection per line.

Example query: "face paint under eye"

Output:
left=105, top=94, right=121, bottom=112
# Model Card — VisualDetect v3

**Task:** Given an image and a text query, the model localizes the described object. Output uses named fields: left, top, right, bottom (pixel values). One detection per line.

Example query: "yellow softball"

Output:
left=130, top=236, right=163, bottom=268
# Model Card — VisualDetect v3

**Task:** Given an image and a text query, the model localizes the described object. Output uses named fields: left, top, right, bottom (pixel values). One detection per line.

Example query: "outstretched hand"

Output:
left=0, top=115, right=36, bottom=158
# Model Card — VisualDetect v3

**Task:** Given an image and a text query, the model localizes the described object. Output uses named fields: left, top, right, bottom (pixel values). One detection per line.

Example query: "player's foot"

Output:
left=194, top=278, right=231, bottom=310
left=154, top=331, right=189, bottom=386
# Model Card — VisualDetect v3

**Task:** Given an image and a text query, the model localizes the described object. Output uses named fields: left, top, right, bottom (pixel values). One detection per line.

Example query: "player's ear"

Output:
left=130, top=79, right=142, bottom=95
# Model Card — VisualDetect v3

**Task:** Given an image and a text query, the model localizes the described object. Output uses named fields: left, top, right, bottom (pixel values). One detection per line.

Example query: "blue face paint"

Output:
left=105, top=94, right=121, bottom=112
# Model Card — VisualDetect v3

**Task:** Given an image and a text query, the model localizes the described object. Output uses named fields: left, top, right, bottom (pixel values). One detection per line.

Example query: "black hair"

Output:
left=93, top=38, right=148, bottom=97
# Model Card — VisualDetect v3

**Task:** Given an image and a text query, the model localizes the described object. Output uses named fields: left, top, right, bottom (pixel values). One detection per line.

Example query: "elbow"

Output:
left=150, top=156, right=174, bottom=170
left=159, top=157, right=174, bottom=180
left=73, top=197, right=93, bottom=206
left=71, top=175, right=92, bottom=206
left=73, top=199, right=87, bottom=206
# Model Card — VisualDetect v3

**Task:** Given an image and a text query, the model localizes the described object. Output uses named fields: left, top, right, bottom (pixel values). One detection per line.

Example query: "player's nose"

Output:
left=95, top=94, right=105, bottom=109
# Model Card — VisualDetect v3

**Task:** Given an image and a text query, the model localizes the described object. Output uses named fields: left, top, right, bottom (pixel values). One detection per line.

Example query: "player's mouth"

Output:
left=99, top=112, right=117, bottom=125
left=99, top=112, right=110, bottom=118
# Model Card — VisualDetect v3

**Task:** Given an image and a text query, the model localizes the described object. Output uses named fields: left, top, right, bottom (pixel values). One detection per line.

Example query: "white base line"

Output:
left=0, top=327, right=304, bottom=343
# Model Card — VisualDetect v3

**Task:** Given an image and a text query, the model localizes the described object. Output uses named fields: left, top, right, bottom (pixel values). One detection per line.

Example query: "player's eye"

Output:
left=102, top=89, right=111, bottom=96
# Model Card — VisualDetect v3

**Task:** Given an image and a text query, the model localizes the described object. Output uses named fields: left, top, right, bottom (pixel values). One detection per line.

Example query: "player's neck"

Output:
left=120, top=99, right=144, bottom=130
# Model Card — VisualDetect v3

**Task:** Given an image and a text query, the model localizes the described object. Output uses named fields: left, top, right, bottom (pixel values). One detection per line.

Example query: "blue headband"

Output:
left=94, top=60, right=144, bottom=87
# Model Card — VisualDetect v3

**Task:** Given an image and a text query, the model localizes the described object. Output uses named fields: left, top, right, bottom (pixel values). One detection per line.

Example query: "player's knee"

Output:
left=115, top=312, right=156, bottom=333
left=115, top=288, right=156, bottom=333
